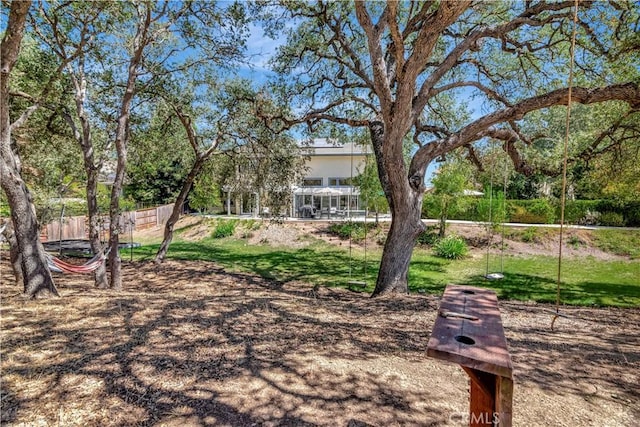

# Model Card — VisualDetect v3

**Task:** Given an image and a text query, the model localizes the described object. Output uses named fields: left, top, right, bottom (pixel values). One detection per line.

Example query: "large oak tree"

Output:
left=270, top=1, right=640, bottom=295
left=1, top=0, right=58, bottom=298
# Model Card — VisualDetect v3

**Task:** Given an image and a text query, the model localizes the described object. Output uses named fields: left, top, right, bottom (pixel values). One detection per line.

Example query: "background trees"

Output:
left=126, top=103, right=193, bottom=207
left=15, top=0, right=251, bottom=289
left=425, top=160, right=475, bottom=238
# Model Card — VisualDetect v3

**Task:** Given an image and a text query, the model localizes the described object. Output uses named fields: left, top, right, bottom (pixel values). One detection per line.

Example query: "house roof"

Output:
left=300, top=138, right=369, bottom=156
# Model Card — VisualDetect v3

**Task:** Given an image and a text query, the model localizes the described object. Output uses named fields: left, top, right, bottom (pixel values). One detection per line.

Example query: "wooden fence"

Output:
left=43, top=216, right=86, bottom=242
left=40, top=203, right=174, bottom=242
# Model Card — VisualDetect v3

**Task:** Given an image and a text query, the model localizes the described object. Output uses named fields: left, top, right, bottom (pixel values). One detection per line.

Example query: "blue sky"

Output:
left=239, top=23, right=280, bottom=83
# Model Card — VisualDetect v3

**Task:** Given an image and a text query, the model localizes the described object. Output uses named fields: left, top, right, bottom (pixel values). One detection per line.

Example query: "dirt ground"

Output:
left=1, top=246, right=639, bottom=426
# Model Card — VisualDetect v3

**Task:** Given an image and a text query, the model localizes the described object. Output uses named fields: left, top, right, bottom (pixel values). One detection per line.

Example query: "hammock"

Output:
left=46, top=248, right=110, bottom=274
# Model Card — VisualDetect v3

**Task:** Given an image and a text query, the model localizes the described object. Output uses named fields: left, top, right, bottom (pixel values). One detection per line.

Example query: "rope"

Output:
left=500, top=158, right=507, bottom=273
left=349, top=141, right=354, bottom=282
left=362, top=143, right=369, bottom=285
left=552, top=0, right=579, bottom=331
left=485, top=141, right=505, bottom=280
left=485, top=152, right=495, bottom=277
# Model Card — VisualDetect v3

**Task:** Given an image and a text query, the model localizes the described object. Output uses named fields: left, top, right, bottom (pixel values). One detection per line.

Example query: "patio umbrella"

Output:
left=313, top=187, right=344, bottom=197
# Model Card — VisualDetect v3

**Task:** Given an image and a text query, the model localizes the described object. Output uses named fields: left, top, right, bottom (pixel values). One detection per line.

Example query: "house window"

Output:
left=329, top=177, right=351, bottom=186
left=302, top=178, right=323, bottom=187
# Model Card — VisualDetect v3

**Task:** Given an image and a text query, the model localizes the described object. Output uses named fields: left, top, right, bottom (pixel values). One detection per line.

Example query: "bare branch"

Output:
left=431, top=81, right=512, bottom=107
left=355, top=1, right=393, bottom=117
left=387, top=2, right=405, bottom=81
left=465, top=143, right=484, bottom=172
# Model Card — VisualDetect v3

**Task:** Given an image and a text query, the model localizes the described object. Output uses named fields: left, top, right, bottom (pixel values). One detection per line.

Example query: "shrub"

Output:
left=423, top=196, right=639, bottom=226
left=328, top=222, right=376, bottom=242
left=521, top=227, right=538, bottom=243
left=561, top=200, right=600, bottom=225
left=598, top=212, right=625, bottom=227
left=328, top=222, right=352, bottom=239
left=567, top=235, right=582, bottom=248
left=508, top=199, right=555, bottom=224
left=624, top=202, right=640, bottom=227
left=433, top=235, right=468, bottom=259
left=212, top=219, right=237, bottom=238
left=416, top=225, right=439, bottom=246
left=594, top=200, right=638, bottom=227
left=244, top=219, right=262, bottom=231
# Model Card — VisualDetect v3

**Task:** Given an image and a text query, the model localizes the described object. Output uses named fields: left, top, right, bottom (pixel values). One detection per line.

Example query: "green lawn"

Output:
left=132, top=233, right=640, bottom=308
left=409, top=253, right=640, bottom=307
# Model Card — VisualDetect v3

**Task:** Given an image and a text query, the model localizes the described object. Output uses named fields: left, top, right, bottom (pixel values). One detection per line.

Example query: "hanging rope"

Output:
left=552, top=0, right=579, bottom=331
left=347, top=141, right=366, bottom=288
left=500, top=157, right=508, bottom=274
left=485, top=142, right=505, bottom=281
left=362, top=143, right=369, bottom=285
left=485, top=150, right=495, bottom=277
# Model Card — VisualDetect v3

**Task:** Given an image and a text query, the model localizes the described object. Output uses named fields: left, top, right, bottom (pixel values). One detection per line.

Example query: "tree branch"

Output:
left=411, top=82, right=640, bottom=176
left=355, top=1, right=393, bottom=117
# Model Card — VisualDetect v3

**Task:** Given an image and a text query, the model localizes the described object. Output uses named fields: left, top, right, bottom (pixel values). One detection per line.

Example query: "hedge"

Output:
left=422, top=197, right=640, bottom=227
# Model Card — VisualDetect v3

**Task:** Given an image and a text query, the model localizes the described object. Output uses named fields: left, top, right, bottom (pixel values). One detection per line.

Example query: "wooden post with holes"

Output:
left=427, top=285, right=513, bottom=426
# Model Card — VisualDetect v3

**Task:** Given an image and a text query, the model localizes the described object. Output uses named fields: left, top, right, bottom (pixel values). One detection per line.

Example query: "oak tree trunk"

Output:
left=107, top=5, right=150, bottom=290
left=369, top=121, right=426, bottom=296
left=86, top=172, right=108, bottom=288
left=0, top=165, right=58, bottom=298
left=155, top=157, right=205, bottom=263
left=1, top=0, right=58, bottom=298
left=373, top=209, right=425, bottom=296
left=107, top=103, right=128, bottom=290
left=1, top=222, right=24, bottom=289
left=107, top=148, right=126, bottom=291
left=70, top=72, right=109, bottom=288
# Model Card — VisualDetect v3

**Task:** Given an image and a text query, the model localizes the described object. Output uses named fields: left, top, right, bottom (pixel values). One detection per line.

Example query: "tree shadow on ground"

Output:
left=2, top=258, right=638, bottom=426
left=1, top=260, right=451, bottom=426
left=136, top=241, right=361, bottom=289
left=501, top=302, right=640, bottom=423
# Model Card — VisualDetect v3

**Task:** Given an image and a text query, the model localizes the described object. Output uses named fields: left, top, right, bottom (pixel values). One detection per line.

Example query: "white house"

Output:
left=292, top=138, right=369, bottom=218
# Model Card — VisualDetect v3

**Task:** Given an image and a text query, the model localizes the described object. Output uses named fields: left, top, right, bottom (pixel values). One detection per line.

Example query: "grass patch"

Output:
left=592, top=229, right=640, bottom=259
left=131, top=227, right=640, bottom=308
left=134, top=237, right=377, bottom=289
left=408, top=251, right=640, bottom=307
left=506, top=226, right=556, bottom=244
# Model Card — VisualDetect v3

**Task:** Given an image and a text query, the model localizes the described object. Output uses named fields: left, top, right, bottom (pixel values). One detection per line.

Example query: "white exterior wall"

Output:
left=305, top=155, right=366, bottom=184
left=301, top=140, right=368, bottom=184
left=292, top=139, right=370, bottom=217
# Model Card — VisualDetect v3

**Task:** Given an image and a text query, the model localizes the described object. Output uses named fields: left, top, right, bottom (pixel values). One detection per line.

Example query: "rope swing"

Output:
left=552, top=0, right=579, bottom=331
left=347, top=141, right=367, bottom=289
left=484, top=142, right=507, bottom=281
